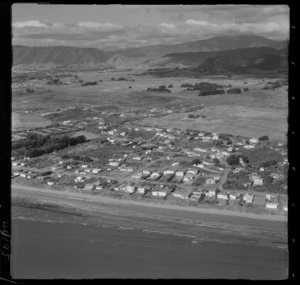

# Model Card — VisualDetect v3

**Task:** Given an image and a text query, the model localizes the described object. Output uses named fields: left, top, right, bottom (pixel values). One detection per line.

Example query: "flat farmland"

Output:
left=12, top=71, right=288, bottom=142
left=140, top=105, right=287, bottom=142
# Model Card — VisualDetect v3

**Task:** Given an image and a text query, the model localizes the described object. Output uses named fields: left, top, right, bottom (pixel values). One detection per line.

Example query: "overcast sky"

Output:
left=12, top=4, right=289, bottom=50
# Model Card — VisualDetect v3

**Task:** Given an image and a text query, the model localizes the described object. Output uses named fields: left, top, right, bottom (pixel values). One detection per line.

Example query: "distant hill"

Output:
left=13, top=34, right=288, bottom=71
left=144, top=47, right=288, bottom=77
left=13, top=45, right=109, bottom=66
left=116, top=34, right=287, bottom=57
left=163, top=47, right=288, bottom=69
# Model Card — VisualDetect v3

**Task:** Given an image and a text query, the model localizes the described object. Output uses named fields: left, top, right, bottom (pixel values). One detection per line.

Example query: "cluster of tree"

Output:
left=243, top=87, right=249, bottom=92
left=188, top=114, right=200, bottom=119
left=81, top=81, right=98, bottom=86
left=111, top=77, right=135, bottom=82
left=12, top=133, right=87, bottom=158
left=180, top=83, right=194, bottom=88
left=26, top=88, right=34, bottom=94
left=146, top=85, right=171, bottom=93
left=226, top=154, right=249, bottom=166
left=258, top=135, right=269, bottom=141
left=47, top=78, right=61, bottom=85
left=227, top=88, right=242, bottom=94
left=199, top=89, right=225, bottom=96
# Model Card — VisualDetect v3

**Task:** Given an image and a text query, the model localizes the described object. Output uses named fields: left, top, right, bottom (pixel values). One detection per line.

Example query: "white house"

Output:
left=253, top=178, right=263, bottom=186
left=250, top=138, right=258, bottom=144
left=152, top=189, right=167, bottom=197
left=137, top=187, right=146, bottom=194
left=243, top=194, right=254, bottom=203
left=217, top=194, right=228, bottom=200
left=207, top=190, right=216, bottom=198
left=266, top=203, right=278, bottom=209
left=194, top=147, right=207, bottom=153
left=172, top=189, right=191, bottom=199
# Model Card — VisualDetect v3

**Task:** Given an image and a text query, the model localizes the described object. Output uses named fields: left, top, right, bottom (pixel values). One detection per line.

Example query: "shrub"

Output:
left=227, top=88, right=242, bottom=94
left=199, top=89, right=225, bottom=96
left=191, top=158, right=202, bottom=165
left=259, top=159, right=277, bottom=168
left=243, top=88, right=249, bottom=92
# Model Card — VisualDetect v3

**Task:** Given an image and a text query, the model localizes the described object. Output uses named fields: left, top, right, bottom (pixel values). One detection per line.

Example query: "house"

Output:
left=233, top=167, right=243, bottom=173
left=253, top=195, right=266, bottom=206
left=212, top=135, right=219, bottom=140
left=217, top=193, right=228, bottom=200
left=147, top=172, right=162, bottom=181
left=183, top=173, right=195, bottom=183
left=95, top=185, right=103, bottom=190
left=172, top=188, right=191, bottom=199
left=152, top=187, right=168, bottom=197
left=92, top=168, right=101, bottom=174
left=217, top=193, right=229, bottom=205
left=189, top=191, right=203, bottom=202
left=229, top=193, right=237, bottom=200
left=175, top=171, right=185, bottom=177
left=132, top=173, right=143, bottom=180
left=270, top=173, right=280, bottom=180
left=206, top=190, right=216, bottom=198
left=47, top=181, right=55, bottom=186
left=253, top=178, right=263, bottom=185
left=108, top=161, right=120, bottom=167
left=244, top=145, right=255, bottom=149
left=132, top=156, right=142, bottom=161
left=259, top=167, right=265, bottom=172
left=250, top=138, right=258, bottom=144
left=194, top=147, right=207, bottom=153
left=125, top=185, right=135, bottom=194
left=164, top=170, right=175, bottom=175
left=266, top=203, right=278, bottom=209
left=283, top=206, right=288, bottom=212
left=206, top=176, right=220, bottom=184
left=83, top=183, right=95, bottom=191
left=187, top=168, right=198, bottom=175
left=243, top=194, right=254, bottom=203
left=137, top=187, right=146, bottom=194
left=119, top=166, right=134, bottom=172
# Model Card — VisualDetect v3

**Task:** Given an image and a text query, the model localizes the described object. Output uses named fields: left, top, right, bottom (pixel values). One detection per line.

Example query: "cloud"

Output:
left=13, top=20, right=49, bottom=28
left=160, top=22, right=176, bottom=29
left=186, top=19, right=217, bottom=27
left=77, top=22, right=123, bottom=30
left=12, top=5, right=289, bottom=49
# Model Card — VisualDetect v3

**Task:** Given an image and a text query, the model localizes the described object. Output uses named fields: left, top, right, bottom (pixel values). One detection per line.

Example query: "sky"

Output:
left=12, top=4, right=290, bottom=50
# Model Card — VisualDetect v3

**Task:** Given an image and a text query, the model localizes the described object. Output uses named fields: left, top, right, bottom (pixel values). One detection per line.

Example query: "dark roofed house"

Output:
left=253, top=195, right=266, bottom=206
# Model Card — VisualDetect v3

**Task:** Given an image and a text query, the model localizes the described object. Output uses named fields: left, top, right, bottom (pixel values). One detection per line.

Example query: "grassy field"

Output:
left=12, top=70, right=288, bottom=142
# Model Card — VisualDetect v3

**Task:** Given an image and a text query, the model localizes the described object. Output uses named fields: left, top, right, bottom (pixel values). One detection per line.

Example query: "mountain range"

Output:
left=13, top=34, right=288, bottom=72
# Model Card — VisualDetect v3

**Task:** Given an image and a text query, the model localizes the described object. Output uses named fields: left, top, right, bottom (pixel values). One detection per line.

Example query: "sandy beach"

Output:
left=12, top=184, right=287, bottom=222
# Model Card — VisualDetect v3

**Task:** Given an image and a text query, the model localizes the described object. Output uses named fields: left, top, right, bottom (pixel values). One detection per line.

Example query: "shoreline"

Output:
left=11, top=184, right=287, bottom=222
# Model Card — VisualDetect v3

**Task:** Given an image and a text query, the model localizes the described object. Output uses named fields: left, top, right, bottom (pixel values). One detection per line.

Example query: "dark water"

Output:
left=11, top=205, right=288, bottom=279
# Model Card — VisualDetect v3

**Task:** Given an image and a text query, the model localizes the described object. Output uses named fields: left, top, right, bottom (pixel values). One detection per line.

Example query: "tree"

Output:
left=213, top=158, right=220, bottom=165
left=191, top=158, right=202, bottom=165
left=227, top=155, right=240, bottom=166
